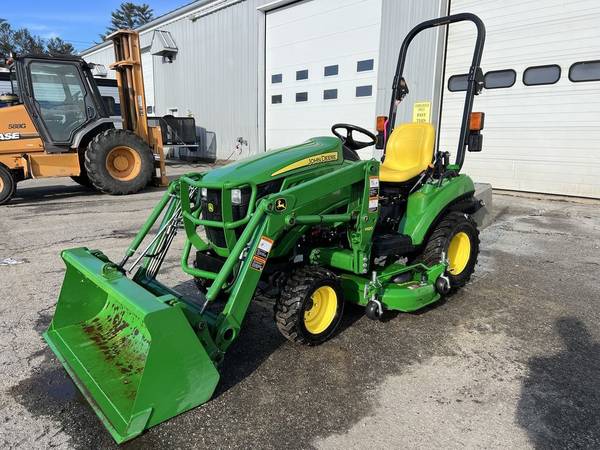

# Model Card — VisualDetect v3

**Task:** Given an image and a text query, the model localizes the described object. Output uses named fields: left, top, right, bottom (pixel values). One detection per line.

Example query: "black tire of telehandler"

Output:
left=84, top=129, right=154, bottom=195
left=0, top=165, right=16, bottom=205
left=417, top=211, right=480, bottom=291
left=70, top=172, right=93, bottom=188
left=275, top=266, right=344, bottom=346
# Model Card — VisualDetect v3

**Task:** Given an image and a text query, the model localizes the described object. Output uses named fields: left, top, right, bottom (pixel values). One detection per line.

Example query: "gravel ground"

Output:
left=1, top=167, right=599, bottom=449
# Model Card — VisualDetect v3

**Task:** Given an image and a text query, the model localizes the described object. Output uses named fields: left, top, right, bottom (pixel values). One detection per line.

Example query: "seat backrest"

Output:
left=380, top=123, right=435, bottom=182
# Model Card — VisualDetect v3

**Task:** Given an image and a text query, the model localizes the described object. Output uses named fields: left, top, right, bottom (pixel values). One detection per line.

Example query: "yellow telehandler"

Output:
left=0, top=30, right=167, bottom=205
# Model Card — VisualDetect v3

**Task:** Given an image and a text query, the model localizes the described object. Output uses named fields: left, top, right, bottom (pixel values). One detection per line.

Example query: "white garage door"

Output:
left=141, top=50, right=155, bottom=114
left=440, top=0, right=600, bottom=198
left=265, top=0, right=382, bottom=159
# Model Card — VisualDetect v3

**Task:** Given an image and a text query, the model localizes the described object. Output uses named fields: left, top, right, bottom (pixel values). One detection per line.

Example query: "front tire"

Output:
left=85, top=129, right=154, bottom=195
left=418, top=211, right=479, bottom=290
left=0, top=165, right=16, bottom=205
left=275, top=266, right=344, bottom=345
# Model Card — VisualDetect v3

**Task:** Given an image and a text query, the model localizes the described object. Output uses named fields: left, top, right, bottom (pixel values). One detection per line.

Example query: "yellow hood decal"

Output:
left=271, top=152, right=338, bottom=176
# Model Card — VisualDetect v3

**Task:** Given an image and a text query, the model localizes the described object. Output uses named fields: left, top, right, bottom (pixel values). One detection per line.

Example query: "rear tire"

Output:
left=275, top=266, right=344, bottom=345
left=417, top=211, right=479, bottom=290
left=0, top=165, right=16, bottom=205
left=85, top=129, right=154, bottom=195
left=70, top=172, right=93, bottom=188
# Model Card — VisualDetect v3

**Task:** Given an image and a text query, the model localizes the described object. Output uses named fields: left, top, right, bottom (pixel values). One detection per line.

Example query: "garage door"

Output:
left=440, top=0, right=600, bottom=198
left=141, top=50, right=155, bottom=115
left=265, top=0, right=382, bottom=159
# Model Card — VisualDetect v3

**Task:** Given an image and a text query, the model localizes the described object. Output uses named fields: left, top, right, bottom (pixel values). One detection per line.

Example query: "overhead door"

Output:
left=141, top=50, right=155, bottom=115
left=440, top=0, right=600, bottom=198
left=265, top=0, right=382, bottom=158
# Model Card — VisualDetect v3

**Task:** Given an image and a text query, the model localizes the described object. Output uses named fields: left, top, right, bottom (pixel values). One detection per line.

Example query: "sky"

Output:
left=2, top=0, right=190, bottom=52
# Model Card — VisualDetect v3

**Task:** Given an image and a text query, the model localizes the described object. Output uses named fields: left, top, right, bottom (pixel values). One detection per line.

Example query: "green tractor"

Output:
left=45, top=13, right=487, bottom=443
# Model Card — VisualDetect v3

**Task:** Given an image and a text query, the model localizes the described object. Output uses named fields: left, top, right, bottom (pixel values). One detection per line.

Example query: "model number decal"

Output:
left=0, top=132, right=20, bottom=140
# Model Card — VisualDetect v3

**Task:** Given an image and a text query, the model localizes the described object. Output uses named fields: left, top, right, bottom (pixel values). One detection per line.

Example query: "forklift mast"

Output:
left=108, top=30, right=149, bottom=142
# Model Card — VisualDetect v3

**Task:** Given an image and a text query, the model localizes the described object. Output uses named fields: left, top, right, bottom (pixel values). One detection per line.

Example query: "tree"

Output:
left=0, top=19, right=75, bottom=57
left=101, top=2, right=154, bottom=40
left=46, top=37, right=75, bottom=56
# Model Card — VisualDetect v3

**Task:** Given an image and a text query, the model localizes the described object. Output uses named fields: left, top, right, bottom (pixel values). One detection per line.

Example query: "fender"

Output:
left=401, top=175, right=476, bottom=246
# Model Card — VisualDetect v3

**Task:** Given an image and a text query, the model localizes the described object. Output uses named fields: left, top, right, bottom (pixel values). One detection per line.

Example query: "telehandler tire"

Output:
left=85, top=129, right=154, bottom=195
left=418, top=211, right=479, bottom=290
left=275, top=266, right=344, bottom=345
left=70, top=171, right=93, bottom=188
left=0, top=165, right=16, bottom=205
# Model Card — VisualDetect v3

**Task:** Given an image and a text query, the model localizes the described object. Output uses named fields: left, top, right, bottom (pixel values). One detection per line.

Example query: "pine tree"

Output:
left=101, top=2, right=154, bottom=40
left=46, top=37, right=75, bottom=56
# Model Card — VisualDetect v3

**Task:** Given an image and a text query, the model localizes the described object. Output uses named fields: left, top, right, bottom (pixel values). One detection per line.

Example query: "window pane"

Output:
left=484, top=70, right=516, bottom=89
left=448, top=74, right=468, bottom=92
left=271, top=73, right=282, bottom=83
left=296, top=92, right=308, bottom=102
left=271, top=94, right=282, bottom=104
left=523, top=65, right=560, bottom=86
left=355, top=85, right=372, bottom=97
left=30, top=62, right=88, bottom=142
left=324, top=65, right=338, bottom=76
left=323, top=89, right=337, bottom=100
left=569, top=60, right=600, bottom=82
left=296, top=69, right=308, bottom=80
left=357, top=59, right=374, bottom=72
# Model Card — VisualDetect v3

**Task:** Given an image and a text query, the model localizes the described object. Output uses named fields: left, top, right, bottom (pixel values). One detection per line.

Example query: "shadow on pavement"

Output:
left=517, top=317, right=600, bottom=448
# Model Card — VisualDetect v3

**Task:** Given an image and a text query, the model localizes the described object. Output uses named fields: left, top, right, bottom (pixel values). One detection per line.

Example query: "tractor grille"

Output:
left=201, top=181, right=282, bottom=249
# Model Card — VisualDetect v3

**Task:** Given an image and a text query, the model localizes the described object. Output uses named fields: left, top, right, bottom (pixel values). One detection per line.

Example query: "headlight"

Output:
left=231, top=188, right=242, bottom=205
left=201, top=188, right=207, bottom=198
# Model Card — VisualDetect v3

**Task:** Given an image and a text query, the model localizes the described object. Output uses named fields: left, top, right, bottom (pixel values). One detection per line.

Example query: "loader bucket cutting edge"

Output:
left=44, top=247, right=220, bottom=443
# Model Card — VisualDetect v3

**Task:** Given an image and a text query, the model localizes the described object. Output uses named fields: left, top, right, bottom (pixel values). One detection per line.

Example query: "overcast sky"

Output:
left=2, top=0, right=189, bottom=52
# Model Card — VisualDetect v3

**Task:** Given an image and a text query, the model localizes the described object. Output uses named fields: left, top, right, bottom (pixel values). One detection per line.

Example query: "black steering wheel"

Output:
left=331, top=123, right=377, bottom=151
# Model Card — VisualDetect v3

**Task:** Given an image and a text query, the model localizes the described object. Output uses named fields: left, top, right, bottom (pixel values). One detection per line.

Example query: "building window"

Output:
left=569, top=60, right=600, bottom=82
left=484, top=69, right=516, bottom=89
left=357, top=59, right=374, bottom=72
left=448, top=74, right=468, bottom=92
left=296, top=69, right=308, bottom=80
left=323, top=89, right=337, bottom=100
left=523, top=65, right=561, bottom=86
left=355, top=85, right=372, bottom=97
left=296, top=92, right=308, bottom=102
left=271, top=73, right=282, bottom=84
left=324, top=65, right=338, bottom=76
left=271, top=94, right=282, bottom=104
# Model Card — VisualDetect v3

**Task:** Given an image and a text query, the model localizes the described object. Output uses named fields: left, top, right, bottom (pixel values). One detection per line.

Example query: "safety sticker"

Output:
left=369, top=176, right=379, bottom=199
left=251, top=236, right=274, bottom=271
left=369, top=197, right=379, bottom=211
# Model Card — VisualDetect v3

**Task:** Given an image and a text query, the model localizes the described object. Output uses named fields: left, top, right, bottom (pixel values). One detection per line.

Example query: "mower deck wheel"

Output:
left=275, top=266, right=344, bottom=345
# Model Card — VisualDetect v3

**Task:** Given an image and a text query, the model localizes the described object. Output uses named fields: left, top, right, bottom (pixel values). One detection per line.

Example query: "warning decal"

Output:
left=368, top=176, right=379, bottom=211
left=251, top=236, right=274, bottom=271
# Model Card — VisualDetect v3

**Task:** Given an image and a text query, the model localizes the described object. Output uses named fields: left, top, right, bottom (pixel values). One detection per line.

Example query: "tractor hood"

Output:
left=202, top=136, right=343, bottom=187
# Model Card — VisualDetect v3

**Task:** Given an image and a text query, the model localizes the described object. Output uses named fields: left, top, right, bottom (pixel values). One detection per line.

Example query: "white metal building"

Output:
left=81, top=0, right=600, bottom=198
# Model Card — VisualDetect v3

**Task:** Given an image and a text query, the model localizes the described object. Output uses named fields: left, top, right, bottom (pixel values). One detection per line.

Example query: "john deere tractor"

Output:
left=45, top=13, right=487, bottom=443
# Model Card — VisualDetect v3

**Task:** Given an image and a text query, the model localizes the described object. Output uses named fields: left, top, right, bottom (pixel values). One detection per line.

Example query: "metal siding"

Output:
left=375, top=0, right=447, bottom=135
left=83, top=46, right=117, bottom=79
left=442, top=0, right=600, bottom=198
left=152, top=0, right=270, bottom=159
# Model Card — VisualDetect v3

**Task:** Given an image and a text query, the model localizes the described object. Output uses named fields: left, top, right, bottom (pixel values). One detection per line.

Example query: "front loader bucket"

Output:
left=44, top=248, right=220, bottom=443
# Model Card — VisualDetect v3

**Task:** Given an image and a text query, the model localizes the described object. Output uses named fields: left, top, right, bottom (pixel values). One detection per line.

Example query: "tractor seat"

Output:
left=380, top=123, right=435, bottom=183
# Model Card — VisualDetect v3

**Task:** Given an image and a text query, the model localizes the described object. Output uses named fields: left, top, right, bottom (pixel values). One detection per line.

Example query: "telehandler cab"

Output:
left=45, top=13, right=487, bottom=443
left=0, top=30, right=167, bottom=205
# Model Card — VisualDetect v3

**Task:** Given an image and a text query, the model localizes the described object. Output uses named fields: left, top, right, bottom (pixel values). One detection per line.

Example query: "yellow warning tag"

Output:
left=412, top=101, right=431, bottom=123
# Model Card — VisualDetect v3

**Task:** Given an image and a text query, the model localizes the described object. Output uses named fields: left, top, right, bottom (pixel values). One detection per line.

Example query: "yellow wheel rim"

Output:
left=0, top=177, right=4, bottom=193
left=447, top=231, right=471, bottom=275
left=106, top=146, right=142, bottom=181
left=304, top=286, right=338, bottom=335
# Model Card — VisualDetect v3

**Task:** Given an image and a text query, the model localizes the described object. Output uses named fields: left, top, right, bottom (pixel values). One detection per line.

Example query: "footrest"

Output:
left=371, top=233, right=415, bottom=257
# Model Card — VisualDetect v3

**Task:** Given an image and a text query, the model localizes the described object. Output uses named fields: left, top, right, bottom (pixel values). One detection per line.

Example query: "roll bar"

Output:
left=386, top=13, right=486, bottom=171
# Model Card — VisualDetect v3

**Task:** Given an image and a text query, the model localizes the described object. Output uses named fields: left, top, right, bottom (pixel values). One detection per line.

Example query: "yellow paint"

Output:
left=379, top=123, right=435, bottom=182
left=448, top=231, right=471, bottom=275
left=304, top=285, right=337, bottom=334
left=412, top=101, right=432, bottom=123
left=29, top=153, right=81, bottom=177
left=271, top=152, right=338, bottom=176
left=106, top=146, right=142, bottom=181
